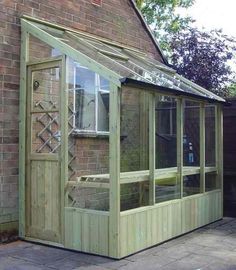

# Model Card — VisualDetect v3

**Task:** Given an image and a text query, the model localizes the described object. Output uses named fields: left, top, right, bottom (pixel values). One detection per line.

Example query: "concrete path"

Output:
left=0, top=218, right=236, bottom=270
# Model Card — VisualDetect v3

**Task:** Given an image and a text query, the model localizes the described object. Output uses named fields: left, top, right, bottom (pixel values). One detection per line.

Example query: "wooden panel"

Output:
left=119, top=200, right=182, bottom=258
left=119, top=190, right=221, bottom=258
left=64, top=208, right=109, bottom=256
left=181, top=190, right=222, bottom=232
left=26, top=160, right=61, bottom=243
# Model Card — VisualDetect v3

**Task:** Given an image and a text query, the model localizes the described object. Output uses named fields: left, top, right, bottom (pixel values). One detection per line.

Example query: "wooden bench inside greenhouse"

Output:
left=66, top=166, right=217, bottom=189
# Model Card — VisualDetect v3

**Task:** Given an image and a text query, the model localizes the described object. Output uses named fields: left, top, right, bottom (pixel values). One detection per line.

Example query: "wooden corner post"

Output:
left=19, top=29, right=29, bottom=237
left=109, top=83, right=121, bottom=258
left=60, top=55, right=68, bottom=245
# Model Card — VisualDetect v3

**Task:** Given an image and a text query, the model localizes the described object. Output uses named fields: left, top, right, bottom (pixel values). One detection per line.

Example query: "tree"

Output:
left=228, top=83, right=236, bottom=97
left=135, top=0, right=195, bottom=54
left=170, top=28, right=236, bottom=96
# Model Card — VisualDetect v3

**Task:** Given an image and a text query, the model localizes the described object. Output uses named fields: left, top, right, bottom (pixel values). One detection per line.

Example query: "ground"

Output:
left=0, top=218, right=236, bottom=270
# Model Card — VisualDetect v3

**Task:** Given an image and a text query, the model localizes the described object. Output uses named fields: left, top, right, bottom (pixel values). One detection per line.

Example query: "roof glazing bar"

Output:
left=21, top=19, right=121, bottom=86
left=65, top=32, right=153, bottom=84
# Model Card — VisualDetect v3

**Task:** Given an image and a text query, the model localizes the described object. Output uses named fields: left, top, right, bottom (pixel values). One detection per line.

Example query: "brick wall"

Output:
left=0, top=0, right=162, bottom=228
left=74, top=137, right=109, bottom=176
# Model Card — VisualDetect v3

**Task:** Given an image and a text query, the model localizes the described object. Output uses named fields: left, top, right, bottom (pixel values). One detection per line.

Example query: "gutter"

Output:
left=120, top=77, right=229, bottom=106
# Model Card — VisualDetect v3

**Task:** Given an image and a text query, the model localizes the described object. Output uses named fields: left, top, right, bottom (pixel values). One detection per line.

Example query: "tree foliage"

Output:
left=170, top=28, right=236, bottom=96
left=135, top=0, right=236, bottom=96
left=228, top=83, right=236, bottom=97
left=135, top=0, right=195, bottom=53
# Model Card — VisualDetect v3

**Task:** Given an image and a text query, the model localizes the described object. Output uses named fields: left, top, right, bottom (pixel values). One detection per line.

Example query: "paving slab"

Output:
left=0, top=218, right=236, bottom=270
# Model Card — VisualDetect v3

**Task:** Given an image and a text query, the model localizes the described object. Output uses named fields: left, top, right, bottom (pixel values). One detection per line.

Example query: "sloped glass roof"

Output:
left=23, top=18, right=225, bottom=103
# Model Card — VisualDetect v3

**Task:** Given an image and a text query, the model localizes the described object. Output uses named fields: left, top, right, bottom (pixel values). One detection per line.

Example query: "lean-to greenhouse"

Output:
left=19, top=16, right=225, bottom=259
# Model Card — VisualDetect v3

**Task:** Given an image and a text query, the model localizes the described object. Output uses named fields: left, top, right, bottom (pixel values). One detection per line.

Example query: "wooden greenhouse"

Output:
left=19, top=16, right=225, bottom=259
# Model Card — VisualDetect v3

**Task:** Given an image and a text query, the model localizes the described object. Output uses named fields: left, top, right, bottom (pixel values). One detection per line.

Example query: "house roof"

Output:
left=129, top=0, right=169, bottom=65
left=21, top=17, right=226, bottom=104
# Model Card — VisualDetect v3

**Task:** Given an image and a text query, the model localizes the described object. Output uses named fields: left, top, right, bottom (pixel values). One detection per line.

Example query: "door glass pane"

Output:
left=31, top=67, right=60, bottom=154
left=32, top=68, right=60, bottom=111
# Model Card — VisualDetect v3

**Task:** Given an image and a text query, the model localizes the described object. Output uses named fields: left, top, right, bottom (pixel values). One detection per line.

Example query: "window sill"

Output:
left=72, top=132, right=128, bottom=141
left=72, top=132, right=109, bottom=139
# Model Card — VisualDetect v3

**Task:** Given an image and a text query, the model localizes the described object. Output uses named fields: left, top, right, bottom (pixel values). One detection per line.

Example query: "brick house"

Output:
left=0, top=0, right=224, bottom=258
left=0, top=0, right=165, bottom=237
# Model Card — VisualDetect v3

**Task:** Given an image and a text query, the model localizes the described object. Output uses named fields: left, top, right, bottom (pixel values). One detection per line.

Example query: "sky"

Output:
left=179, top=0, right=236, bottom=37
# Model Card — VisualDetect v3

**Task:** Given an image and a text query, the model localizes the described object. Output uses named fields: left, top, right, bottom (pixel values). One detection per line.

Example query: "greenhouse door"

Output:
left=25, top=60, right=62, bottom=244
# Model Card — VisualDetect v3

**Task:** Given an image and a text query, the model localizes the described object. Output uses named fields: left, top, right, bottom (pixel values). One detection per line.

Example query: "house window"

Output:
left=72, top=63, right=109, bottom=134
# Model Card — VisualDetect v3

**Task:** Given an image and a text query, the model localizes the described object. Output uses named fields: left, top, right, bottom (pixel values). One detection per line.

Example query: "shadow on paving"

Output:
left=0, top=217, right=236, bottom=270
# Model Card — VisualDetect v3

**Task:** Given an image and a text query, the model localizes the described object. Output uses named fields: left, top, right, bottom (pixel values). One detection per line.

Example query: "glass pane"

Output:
left=29, top=34, right=61, bottom=62
left=100, top=76, right=110, bottom=91
left=97, top=90, right=109, bottom=132
left=66, top=59, right=109, bottom=133
left=183, top=101, right=200, bottom=167
left=71, top=64, right=96, bottom=131
left=69, top=186, right=109, bottom=211
left=32, top=68, right=60, bottom=111
left=98, top=75, right=109, bottom=132
left=120, top=88, right=149, bottom=172
left=156, top=176, right=180, bottom=203
left=121, top=182, right=149, bottom=211
left=155, top=95, right=177, bottom=169
left=35, top=22, right=225, bottom=103
left=205, top=172, right=219, bottom=191
left=183, top=174, right=200, bottom=197
left=205, top=105, right=216, bottom=167
left=31, top=67, right=61, bottom=154
left=66, top=58, right=110, bottom=211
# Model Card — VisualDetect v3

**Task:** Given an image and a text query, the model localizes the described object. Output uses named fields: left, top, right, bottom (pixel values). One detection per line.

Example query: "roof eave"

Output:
left=120, top=77, right=228, bottom=105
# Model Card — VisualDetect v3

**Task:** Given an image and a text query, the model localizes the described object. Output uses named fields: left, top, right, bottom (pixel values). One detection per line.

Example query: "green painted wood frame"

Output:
left=109, top=83, right=121, bottom=258
left=19, top=29, right=29, bottom=237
